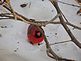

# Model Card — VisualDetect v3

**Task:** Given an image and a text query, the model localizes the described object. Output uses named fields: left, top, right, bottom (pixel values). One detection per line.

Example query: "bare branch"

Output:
left=43, top=13, right=60, bottom=26
left=44, top=31, right=75, bottom=61
left=58, top=0, right=81, bottom=8
left=49, top=0, right=81, bottom=48
left=3, top=0, right=17, bottom=19
left=50, top=40, right=71, bottom=45
left=0, top=12, right=81, bottom=30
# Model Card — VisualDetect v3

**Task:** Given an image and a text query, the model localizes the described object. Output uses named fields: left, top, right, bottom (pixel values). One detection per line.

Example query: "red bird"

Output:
left=27, top=24, right=44, bottom=45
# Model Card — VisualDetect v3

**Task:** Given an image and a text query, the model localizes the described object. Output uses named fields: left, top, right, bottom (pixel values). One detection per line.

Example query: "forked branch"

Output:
left=49, top=0, right=81, bottom=49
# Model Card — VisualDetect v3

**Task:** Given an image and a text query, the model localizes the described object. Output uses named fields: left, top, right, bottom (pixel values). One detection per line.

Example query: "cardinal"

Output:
left=27, top=24, right=44, bottom=45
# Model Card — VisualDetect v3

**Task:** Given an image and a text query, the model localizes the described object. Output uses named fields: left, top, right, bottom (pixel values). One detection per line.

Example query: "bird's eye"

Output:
left=35, top=31, right=42, bottom=38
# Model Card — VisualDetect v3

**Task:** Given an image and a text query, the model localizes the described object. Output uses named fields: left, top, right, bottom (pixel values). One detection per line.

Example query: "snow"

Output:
left=10, top=0, right=56, bottom=20
left=0, top=0, right=81, bottom=61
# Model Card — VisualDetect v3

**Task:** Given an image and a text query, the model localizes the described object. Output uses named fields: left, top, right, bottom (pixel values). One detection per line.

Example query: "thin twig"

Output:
left=50, top=40, right=71, bottom=45
left=4, top=1, right=17, bottom=19
left=58, top=0, right=81, bottom=8
left=43, top=13, right=60, bottom=26
left=61, top=11, right=69, bottom=22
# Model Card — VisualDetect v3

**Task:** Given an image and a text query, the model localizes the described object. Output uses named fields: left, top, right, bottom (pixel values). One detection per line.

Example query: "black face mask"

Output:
left=35, top=31, right=42, bottom=38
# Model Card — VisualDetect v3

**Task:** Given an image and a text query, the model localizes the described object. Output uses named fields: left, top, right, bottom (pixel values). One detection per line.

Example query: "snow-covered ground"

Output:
left=0, top=0, right=81, bottom=61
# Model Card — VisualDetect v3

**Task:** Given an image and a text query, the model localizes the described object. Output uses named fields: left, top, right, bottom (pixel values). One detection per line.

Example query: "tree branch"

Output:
left=0, top=12, right=81, bottom=30
left=50, top=40, right=71, bottom=45
left=44, top=31, right=75, bottom=61
left=49, top=0, right=81, bottom=48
